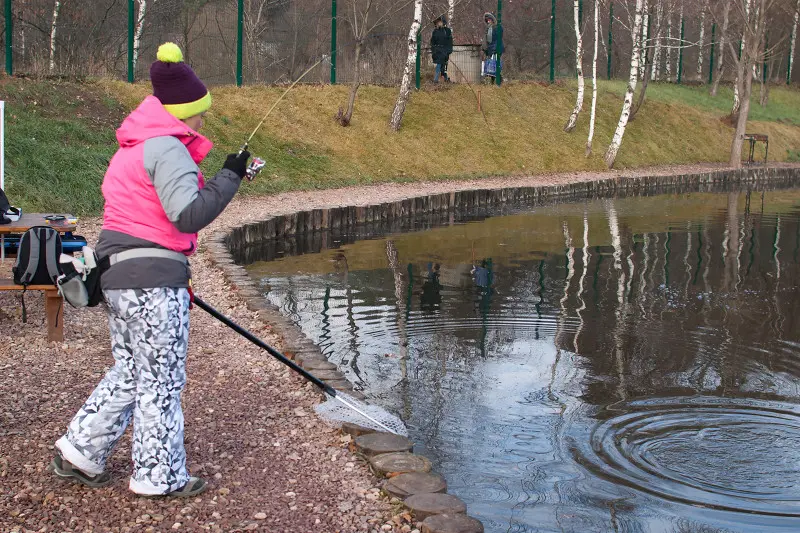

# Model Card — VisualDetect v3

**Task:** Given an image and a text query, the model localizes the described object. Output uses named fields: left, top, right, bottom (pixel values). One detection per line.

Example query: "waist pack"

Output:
left=57, top=247, right=189, bottom=309
left=57, top=247, right=106, bottom=309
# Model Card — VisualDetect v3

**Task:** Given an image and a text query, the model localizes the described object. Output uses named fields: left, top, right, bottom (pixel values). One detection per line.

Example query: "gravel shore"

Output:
left=0, top=163, right=790, bottom=532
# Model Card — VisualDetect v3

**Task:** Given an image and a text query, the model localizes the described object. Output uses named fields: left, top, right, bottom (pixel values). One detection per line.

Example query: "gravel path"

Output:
left=1, top=163, right=794, bottom=532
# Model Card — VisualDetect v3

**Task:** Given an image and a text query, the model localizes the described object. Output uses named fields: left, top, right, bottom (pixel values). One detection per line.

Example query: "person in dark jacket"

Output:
left=430, top=16, right=453, bottom=83
left=482, top=12, right=504, bottom=84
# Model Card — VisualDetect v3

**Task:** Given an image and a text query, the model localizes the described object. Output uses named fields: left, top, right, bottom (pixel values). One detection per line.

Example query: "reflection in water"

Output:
left=247, top=189, right=800, bottom=532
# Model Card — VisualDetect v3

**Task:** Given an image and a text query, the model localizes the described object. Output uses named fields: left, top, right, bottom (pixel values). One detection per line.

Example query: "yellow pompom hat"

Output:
left=150, top=42, right=212, bottom=120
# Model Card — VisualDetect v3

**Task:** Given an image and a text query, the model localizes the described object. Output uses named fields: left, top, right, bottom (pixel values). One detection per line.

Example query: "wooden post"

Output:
left=45, top=290, right=64, bottom=342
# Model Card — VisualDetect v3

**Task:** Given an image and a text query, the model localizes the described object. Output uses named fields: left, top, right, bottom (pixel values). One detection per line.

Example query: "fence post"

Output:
left=709, top=23, right=715, bottom=84
left=607, top=2, right=613, bottom=79
left=331, top=0, right=337, bottom=84
left=236, top=0, right=243, bottom=86
left=677, top=16, right=684, bottom=84
left=4, top=0, right=11, bottom=76
left=496, top=0, right=502, bottom=85
left=127, top=0, right=134, bottom=82
left=415, top=30, right=421, bottom=90
left=550, top=0, right=556, bottom=83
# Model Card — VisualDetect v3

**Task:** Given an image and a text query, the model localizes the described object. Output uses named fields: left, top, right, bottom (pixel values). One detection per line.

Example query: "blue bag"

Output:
left=483, top=55, right=498, bottom=76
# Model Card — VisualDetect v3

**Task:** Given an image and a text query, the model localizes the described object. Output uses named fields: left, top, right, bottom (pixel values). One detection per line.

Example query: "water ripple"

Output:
left=573, top=397, right=800, bottom=516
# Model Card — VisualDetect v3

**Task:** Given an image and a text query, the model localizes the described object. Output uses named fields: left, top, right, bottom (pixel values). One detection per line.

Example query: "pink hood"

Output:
left=116, top=95, right=213, bottom=164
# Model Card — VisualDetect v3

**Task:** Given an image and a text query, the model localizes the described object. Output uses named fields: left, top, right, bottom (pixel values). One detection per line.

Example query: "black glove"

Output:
left=223, top=150, right=251, bottom=179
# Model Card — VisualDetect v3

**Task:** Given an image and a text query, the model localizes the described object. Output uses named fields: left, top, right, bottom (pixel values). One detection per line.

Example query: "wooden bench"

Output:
left=744, top=133, right=769, bottom=165
left=0, top=279, right=64, bottom=341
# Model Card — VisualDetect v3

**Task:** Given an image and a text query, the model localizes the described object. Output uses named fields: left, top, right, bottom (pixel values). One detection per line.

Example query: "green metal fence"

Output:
left=1, top=0, right=796, bottom=87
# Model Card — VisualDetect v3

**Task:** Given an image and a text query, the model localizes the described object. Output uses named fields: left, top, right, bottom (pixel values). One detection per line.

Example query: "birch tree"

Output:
left=389, top=0, right=423, bottom=132
left=665, top=9, right=673, bottom=79
left=631, top=1, right=659, bottom=121
left=587, top=0, right=600, bottom=156
left=336, top=0, right=416, bottom=126
left=675, top=1, right=683, bottom=81
left=651, top=0, right=663, bottom=80
left=711, top=0, right=732, bottom=96
left=448, top=0, right=455, bottom=32
left=733, top=0, right=752, bottom=116
left=639, top=0, right=649, bottom=81
left=696, top=5, right=706, bottom=81
left=132, top=0, right=148, bottom=74
left=604, top=0, right=645, bottom=168
left=791, top=0, right=800, bottom=82
left=730, top=0, right=772, bottom=167
left=565, top=0, right=586, bottom=133
left=49, top=0, right=62, bottom=73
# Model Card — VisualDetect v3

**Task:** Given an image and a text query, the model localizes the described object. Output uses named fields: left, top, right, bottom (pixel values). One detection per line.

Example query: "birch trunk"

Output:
left=604, top=0, right=645, bottom=168
left=132, top=0, right=148, bottom=74
left=651, top=0, right=662, bottom=81
left=733, top=0, right=752, bottom=115
left=389, top=0, right=423, bottom=132
left=731, top=53, right=755, bottom=167
left=675, top=2, right=683, bottom=82
left=448, top=0, right=455, bottom=31
left=696, top=8, right=706, bottom=81
left=49, top=0, right=62, bottom=74
left=711, top=0, right=731, bottom=96
left=665, top=12, right=672, bottom=79
left=639, top=0, right=649, bottom=81
left=337, top=40, right=362, bottom=126
left=730, top=0, right=766, bottom=168
left=586, top=0, right=600, bottom=156
left=791, top=0, right=799, bottom=83
left=565, top=0, right=586, bottom=133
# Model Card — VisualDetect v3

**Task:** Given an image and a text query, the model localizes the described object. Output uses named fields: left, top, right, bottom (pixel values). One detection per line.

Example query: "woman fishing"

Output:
left=50, top=42, right=252, bottom=497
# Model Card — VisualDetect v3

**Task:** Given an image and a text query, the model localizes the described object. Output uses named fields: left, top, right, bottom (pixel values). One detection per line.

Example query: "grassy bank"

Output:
left=3, top=76, right=800, bottom=215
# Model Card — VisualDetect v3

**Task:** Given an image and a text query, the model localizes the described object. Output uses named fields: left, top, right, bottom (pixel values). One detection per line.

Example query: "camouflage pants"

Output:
left=55, top=288, right=191, bottom=495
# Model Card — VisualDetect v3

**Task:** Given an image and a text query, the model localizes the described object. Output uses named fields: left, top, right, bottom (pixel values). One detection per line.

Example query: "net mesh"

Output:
left=314, top=392, right=408, bottom=437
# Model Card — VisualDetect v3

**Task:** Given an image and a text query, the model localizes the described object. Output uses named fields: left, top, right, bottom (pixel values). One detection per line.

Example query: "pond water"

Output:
left=245, top=187, right=800, bottom=532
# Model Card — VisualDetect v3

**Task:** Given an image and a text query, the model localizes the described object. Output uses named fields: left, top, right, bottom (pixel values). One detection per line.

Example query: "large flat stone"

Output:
left=311, top=370, right=346, bottom=381
left=421, top=513, right=484, bottom=533
left=325, top=379, right=353, bottom=391
left=341, top=422, right=376, bottom=436
left=404, top=493, right=467, bottom=521
left=370, top=453, right=432, bottom=478
left=302, top=360, right=338, bottom=371
left=355, top=432, right=413, bottom=457
left=384, top=472, right=447, bottom=498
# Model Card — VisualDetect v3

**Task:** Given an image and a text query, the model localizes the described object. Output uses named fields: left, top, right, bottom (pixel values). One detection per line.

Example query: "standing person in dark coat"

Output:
left=482, top=12, right=504, bottom=84
left=430, top=16, right=454, bottom=83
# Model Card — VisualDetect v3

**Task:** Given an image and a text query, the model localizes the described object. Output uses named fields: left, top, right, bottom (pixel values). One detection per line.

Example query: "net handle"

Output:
left=193, top=296, right=336, bottom=396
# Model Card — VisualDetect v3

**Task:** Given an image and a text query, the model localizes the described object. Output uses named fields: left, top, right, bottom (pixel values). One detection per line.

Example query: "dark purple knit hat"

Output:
left=150, top=43, right=211, bottom=120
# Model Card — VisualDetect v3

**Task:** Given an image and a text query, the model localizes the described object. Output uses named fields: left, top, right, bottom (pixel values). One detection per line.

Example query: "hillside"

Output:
left=2, top=76, right=800, bottom=215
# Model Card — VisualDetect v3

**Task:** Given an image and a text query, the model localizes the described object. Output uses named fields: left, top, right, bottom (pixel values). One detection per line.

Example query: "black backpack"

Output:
left=13, top=226, right=63, bottom=286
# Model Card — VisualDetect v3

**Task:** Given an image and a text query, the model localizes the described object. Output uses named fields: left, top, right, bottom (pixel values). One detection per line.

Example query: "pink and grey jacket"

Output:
left=97, top=96, right=242, bottom=290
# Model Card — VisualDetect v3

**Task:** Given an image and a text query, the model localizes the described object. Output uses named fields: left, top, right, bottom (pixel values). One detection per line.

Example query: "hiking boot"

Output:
left=49, top=451, right=112, bottom=488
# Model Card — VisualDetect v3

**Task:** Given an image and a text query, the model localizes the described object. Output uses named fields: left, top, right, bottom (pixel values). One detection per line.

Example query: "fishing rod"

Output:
left=238, top=55, right=332, bottom=181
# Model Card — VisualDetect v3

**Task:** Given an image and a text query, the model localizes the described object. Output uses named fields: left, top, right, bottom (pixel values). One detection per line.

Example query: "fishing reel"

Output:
left=239, top=143, right=266, bottom=181
left=246, top=157, right=266, bottom=181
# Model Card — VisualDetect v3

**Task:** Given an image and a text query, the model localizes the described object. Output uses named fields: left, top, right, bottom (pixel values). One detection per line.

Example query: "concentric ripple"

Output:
left=574, top=397, right=800, bottom=516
